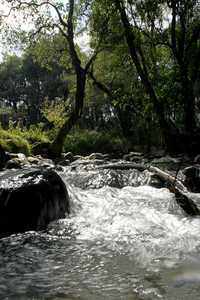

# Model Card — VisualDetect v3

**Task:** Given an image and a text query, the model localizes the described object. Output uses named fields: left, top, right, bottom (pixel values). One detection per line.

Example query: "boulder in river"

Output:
left=0, top=145, right=9, bottom=169
left=0, top=168, right=70, bottom=238
left=183, top=165, right=200, bottom=192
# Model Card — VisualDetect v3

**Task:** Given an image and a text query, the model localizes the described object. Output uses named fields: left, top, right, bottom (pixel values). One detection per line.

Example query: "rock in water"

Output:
left=0, top=168, right=70, bottom=238
left=0, top=145, right=9, bottom=169
left=183, top=165, right=200, bottom=192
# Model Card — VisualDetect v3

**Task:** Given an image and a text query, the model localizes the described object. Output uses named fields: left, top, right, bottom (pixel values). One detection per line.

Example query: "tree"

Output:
left=2, top=0, right=99, bottom=156
left=0, top=55, right=25, bottom=112
left=90, top=0, right=200, bottom=152
left=0, top=49, right=69, bottom=124
left=22, top=43, right=69, bottom=123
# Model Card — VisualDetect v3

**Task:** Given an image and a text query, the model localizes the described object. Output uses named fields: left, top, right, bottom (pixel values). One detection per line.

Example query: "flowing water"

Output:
left=1, top=161, right=200, bottom=300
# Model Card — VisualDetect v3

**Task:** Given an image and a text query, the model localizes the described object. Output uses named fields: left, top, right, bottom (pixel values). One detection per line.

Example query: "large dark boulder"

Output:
left=0, top=168, right=70, bottom=238
left=183, top=165, right=200, bottom=192
left=0, top=145, right=9, bottom=170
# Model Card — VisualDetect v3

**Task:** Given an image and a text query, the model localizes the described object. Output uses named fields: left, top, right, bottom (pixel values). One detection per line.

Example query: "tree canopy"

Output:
left=0, top=0, right=199, bottom=156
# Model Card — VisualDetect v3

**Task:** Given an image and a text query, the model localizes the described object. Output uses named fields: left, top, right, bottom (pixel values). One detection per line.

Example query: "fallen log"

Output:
left=148, top=166, right=186, bottom=192
left=148, top=167, right=200, bottom=215
left=98, top=163, right=200, bottom=216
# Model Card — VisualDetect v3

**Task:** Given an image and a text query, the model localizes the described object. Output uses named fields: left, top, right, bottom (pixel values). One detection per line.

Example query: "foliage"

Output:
left=0, top=0, right=199, bottom=155
left=63, top=129, right=128, bottom=155
left=0, top=128, right=31, bottom=154
left=0, top=50, right=69, bottom=124
left=19, top=125, right=50, bottom=145
left=41, top=97, right=67, bottom=129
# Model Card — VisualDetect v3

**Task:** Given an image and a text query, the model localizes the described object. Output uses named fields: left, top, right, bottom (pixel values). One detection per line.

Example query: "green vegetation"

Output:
left=0, top=125, right=127, bottom=157
left=0, top=0, right=199, bottom=157
left=63, top=130, right=127, bottom=156
left=0, top=128, right=31, bottom=155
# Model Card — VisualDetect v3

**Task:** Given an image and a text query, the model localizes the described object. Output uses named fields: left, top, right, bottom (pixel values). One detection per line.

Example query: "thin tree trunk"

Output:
left=114, top=0, right=172, bottom=144
left=49, top=0, right=86, bottom=157
left=182, top=74, right=196, bottom=133
left=50, top=68, right=86, bottom=157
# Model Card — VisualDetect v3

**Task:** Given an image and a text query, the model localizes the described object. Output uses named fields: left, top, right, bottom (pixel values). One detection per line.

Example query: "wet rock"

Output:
left=0, top=145, right=9, bottom=169
left=55, top=165, right=65, bottom=172
left=56, top=159, right=70, bottom=167
left=65, top=166, right=149, bottom=189
left=152, top=155, right=180, bottom=164
left=5, top=159, right=22, bottom=169
left=62, top=152, right=74, bottom=162
left=5, top=153, right=30, bottom=169
left=27, top=156, right=40, bottom=165
left=32, top=142, right=50, bottom=156
left=9, top=153, right=23, bottom=159
left=88, top=153, right=109, bottom=160
left=0, top=168, right=70, bottom=238
left=123, top=152, right=143, bottom=161
left=149, top=174, right=165, bottom=189
left=183, top=165, right=200, bottom=192
left=73, top=155, right=83, bottom=161
left=147, top=149, right=166, bottom=159
left=194, top=154, right=200, bottom=164
left=37, top=158, right=55, bottom=168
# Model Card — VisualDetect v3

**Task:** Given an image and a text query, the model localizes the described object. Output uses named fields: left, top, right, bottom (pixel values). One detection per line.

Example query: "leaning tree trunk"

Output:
left=48, top=0, right=87, bottom=157
left=50, top=68, right=86, bottom=157
left=114, top=0, right=178, bottom=152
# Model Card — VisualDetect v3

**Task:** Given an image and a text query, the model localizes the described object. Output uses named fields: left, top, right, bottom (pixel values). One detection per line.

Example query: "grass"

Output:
left=0, top=126, right=127, bottom=157
left=0, top=124, right=50, bottom=155
left=0, top=129, right=31, bottom=155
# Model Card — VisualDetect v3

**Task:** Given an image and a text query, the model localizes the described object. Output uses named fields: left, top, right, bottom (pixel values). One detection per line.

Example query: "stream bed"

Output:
left=1, top=161, right=200, bottom=300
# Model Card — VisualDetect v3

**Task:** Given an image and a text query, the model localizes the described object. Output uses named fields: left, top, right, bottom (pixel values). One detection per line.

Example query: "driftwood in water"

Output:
left=148, top=166, right=186, bottom=191
left=172, top=188, right=200, bottom=216
left=98, top=163, right=200, bottom=216
left=148, top=167, right=200, bottom=215
left=183, top=165, right=200, bottom=192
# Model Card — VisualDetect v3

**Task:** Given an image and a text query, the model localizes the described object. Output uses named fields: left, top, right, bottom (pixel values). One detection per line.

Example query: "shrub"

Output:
left=63, top=130, right=128, bottom=155
left=41, top=97, right=67, bottom=128
left=22, top=125, right=50, bottom=145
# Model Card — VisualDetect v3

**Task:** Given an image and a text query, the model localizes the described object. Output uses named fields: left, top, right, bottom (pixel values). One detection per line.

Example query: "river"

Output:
left=1, top=161, right=200, bottom=300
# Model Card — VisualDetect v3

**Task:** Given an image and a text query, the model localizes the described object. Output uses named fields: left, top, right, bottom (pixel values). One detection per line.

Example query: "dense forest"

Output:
left=0, top=0, right=199, bottom=157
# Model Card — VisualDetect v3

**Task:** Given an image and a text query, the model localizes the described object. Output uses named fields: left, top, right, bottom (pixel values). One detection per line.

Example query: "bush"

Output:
left=63, top=130, right=128, bottom=155
left=22, top=125, right=50, bottom=145
left=41, top=97, right=67, bottom=128
left=0, top=129, right=31, bottom=155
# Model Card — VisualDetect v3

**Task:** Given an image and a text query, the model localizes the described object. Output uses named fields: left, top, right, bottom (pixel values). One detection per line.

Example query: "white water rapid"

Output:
left=1, top=163, right=200, bottom=300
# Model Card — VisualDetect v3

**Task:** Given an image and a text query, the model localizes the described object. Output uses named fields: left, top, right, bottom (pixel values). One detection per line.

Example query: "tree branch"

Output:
left=9, top=0, right=68, bottom=28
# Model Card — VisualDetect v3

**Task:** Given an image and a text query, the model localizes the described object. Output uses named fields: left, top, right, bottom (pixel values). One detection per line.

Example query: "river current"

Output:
left=1, top=161, right=200, bottom=300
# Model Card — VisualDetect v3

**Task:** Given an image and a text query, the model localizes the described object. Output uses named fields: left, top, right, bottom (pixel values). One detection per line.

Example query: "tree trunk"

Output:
left=48, top=0, right=87, bottom=157
left=114, top=0, right=176, bottom=151
left=182, top=75, right=196, bottom=133
left=50, top=68, right=86, bottom=157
